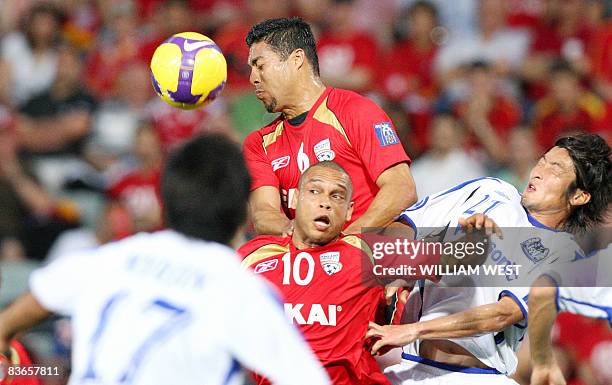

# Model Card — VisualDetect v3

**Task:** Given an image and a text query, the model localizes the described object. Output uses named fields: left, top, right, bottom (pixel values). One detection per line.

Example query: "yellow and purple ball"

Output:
left=150, top=32, right=227, bottom=110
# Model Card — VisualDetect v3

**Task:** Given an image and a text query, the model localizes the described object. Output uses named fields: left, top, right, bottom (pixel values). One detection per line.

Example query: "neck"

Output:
left=292, top=231, right=337, bottom=250
left=281, top=80, right=326, bottom=120
left=526, top=208, right=568, bottom=230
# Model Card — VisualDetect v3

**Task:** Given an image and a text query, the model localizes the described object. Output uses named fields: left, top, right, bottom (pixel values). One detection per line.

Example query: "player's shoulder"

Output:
left=244, top=116, right=284, bottom=144
left=327, top=87, right=381, bottom=113
left=338, top=233, right=374, bottom=259
left=238, top=235, right=291, bottom=266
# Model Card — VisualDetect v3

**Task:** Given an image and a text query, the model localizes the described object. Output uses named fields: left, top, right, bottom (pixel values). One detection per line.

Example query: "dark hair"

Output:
left=161, top=134, right=251, bottom=245
left=555, top=134, right=611, bottom=232
left=246, top=17, right=320, bottom=77
left=550, top=60, right=578, bottom=78
left=409, top=0, right=439, bottom=21
left=298, top=161, right=353, bottom=199
left=23, top=3, right=64, bottom=49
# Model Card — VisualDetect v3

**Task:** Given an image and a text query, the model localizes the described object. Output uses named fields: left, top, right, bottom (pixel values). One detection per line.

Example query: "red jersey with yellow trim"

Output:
left=0, top=340, right=42, bottom=385
left=243, top=87, right=410, bottom=223
left=238, top=234, right=390, bottom=385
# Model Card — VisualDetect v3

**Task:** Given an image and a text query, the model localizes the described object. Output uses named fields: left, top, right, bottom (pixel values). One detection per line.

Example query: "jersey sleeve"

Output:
left=498, top=288, right=529, bottom=328
left=339, top=94, right=410, bottom=182
left=29, top=251, right=96, bottom=316
left=223, top=270, right=330, bottom=385
left=243, top=130, right=280, bottom=191
left=557, top=287, right=612, bottom=325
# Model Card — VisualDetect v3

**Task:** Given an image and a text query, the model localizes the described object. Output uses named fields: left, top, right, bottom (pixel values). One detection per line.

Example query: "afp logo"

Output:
left=521, top=237, right=550, bottom=263
left=320, top=251, right=342, bottom=275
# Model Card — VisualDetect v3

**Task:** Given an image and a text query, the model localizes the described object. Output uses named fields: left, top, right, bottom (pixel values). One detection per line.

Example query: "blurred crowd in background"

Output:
left=0, top=0, right=610, bottom=384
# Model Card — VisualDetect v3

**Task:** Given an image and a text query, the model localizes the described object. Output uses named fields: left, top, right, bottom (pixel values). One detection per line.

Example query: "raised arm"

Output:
left=366, top=296, right=524, bottom=355
left=344, top=163, right=416, bottom=234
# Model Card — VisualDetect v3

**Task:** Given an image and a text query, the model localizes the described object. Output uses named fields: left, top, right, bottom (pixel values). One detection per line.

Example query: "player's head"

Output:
left=246, top=17, right=320, bottom=113
left=161, top=134, right=251, bottom=245
left=292, top=162, right=354, bottom=246
left=522, top=133, right=611, bottom=232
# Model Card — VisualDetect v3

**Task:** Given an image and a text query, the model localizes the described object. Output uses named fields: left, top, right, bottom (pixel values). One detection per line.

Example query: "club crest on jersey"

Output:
left=374, top=122, right=399, bottom=147
left=314, top=138, right=335, bottom=161
left=521, top=237, right=550, bottom=263
left=254, top=259, right=278, bottom=274
left=320, top=251, right=342, bottom=275
left=271, top=156, right=290, bottom=171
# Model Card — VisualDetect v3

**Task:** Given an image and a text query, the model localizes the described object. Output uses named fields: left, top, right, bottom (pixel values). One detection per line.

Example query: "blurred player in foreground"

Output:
left=528, top=244, right=612, bottom=385
left=239, top=161, right=488, bottom=385
left=0, top=135, right=330, bottom=385
left=367, top=134, right=611, bottom=385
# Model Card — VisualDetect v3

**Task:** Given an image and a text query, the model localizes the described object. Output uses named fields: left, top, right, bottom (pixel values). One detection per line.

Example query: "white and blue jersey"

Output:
left=556, top=244, right=612, bottom=325
left=30, top=230, right=330, bottom=385
left=395, top=177, right=585, bottom=375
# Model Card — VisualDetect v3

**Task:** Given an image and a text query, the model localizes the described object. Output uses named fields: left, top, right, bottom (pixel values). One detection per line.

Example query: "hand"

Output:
left=366, top=322, right=419, bottom=355
left=531, top=363, right=566, bottom=385
left=384, top=279, right=411, bottom=305
left=459, top=213, right=503, bottom=238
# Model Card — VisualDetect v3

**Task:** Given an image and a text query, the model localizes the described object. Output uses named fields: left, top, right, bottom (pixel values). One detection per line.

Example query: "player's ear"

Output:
left=345, top=201, right=354, bottom=222
left=290, top=48, right=305, bottom=71
left=290, top=188, right=299, bottom=209
left=569, top=188, right=591, bottom=207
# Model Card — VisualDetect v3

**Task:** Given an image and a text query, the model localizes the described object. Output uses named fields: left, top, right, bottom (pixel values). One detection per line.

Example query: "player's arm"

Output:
left=249, top=186, right=293, bottom=236
left=528, top=276, right=566, bottom=385
left=0, top=292, right=52, bottom=357
left=344, top=163, right=416, bottom=234
left=367, top=296, right=524, bottom=355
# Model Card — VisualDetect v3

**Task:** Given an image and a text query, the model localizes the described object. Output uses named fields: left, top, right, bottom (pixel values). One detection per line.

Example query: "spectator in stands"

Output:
left=453, top=60, right=522, bottom=163
left=410, top=114, right=485, bottom=197
left=15, top=44, right=96, bottom=194
left=379, top=1, right=440, bottom=154
left=106, top=124, right=163, bottom=234
left=434, top=0, right=529, bottom=90
left=0, top=3, right=63, bottom=107
left=87, top=62, right=152, bottom=167
left=317, top=0, right=380, bottom=92
left=533, top=61, right=607, bottom=149
left=84, top=0, right=143, bottom=100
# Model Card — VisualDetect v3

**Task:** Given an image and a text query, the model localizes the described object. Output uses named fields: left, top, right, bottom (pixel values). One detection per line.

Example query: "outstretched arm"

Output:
left=0, top=292, right=51, bottom=356
left=528, top=276, right=566, bottom=385
left=366, top=296, right=523, bottom=355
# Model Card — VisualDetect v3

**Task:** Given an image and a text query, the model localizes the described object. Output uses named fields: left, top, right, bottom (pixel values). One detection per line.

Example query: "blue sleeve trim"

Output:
left=223, top=358, right=241, bottom=385
left=558, top=295, right=612, bottom=323
left=499, top=290, right=528, bottom=328
left=401, top=353, right=502, bottom=375
left=398, top=214, right=418, bottom=238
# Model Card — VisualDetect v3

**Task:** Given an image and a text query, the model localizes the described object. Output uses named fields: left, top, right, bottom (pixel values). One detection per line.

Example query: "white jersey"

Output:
left=30, top=230, right=330, bottom=385
left=397, top=177, right=584, bottom=375
left=556, top=244, right=612, bottom=325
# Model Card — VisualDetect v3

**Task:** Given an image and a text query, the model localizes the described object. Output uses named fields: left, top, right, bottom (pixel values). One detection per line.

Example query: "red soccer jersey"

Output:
left=239, top=234, right=390, bottom=385
left=0, top=340, right=42, bottom=385
left=243, top=87, right=411, bottom=223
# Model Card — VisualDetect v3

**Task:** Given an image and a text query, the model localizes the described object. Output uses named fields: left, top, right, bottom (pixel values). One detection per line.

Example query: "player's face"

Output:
left=248, top=42, right=293, bottom=113
left=293, top=168, right=354, bottom=247
left=521, top=147, right=577, bottom=213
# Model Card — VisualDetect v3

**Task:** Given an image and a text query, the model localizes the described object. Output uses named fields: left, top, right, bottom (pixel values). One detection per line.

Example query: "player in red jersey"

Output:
left=238, top=161, right=468, bottom=385
left=243, top=17, right=417, bottom=237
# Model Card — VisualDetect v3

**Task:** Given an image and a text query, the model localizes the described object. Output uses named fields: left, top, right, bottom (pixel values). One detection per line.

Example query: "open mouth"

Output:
left=313, top=215, right=331, bottom=231
left=527, top=183, right=536, bottom=192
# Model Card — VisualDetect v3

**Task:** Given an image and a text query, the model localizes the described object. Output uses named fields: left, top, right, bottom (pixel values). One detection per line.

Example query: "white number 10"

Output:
left=282, top=252, right=314, bottom=285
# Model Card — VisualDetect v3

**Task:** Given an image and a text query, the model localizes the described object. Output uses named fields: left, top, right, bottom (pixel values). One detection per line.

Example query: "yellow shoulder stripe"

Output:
left=341, top=234, right=374, bottom=264
left=242, top=243, right=290, bottom=268
left=313, top=97, right=352, bottom=146
left=262, top=121, right=285, bottom=155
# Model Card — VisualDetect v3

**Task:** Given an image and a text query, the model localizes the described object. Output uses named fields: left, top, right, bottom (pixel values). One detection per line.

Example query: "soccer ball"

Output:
left=150, top=32, right=227, bottom=110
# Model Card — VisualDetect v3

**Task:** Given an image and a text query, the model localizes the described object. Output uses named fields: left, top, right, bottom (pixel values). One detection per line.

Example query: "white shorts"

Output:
left=384, top=353, right=519, bottom=385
